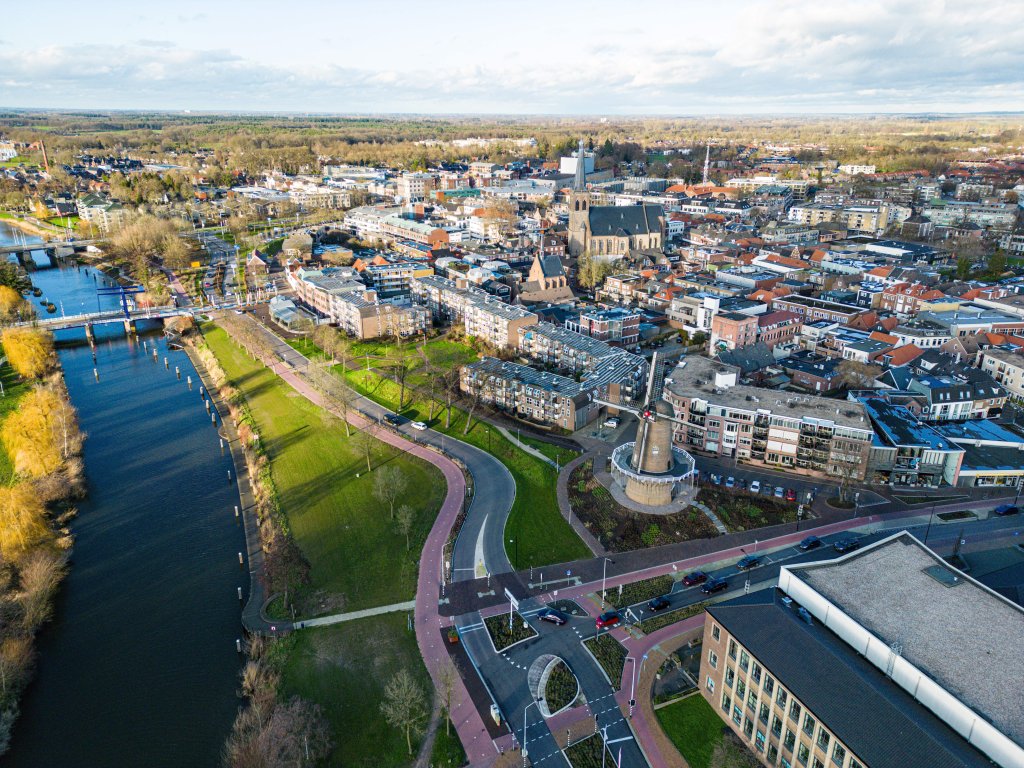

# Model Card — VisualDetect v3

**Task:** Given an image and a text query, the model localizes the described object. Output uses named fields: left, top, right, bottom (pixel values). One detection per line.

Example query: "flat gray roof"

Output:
left=664, top=354, right=872, bottom=431
left=792, top=534, right=1024, bottom=746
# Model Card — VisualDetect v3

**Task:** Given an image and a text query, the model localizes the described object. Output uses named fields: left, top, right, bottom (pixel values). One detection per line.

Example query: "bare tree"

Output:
left=434, top=658, right=462, bottom=737
left=395, top=504, right=415, bottom=551
left=837, top=359, right=882, bottom=390
left=373, top=465, right=408, bottom=520
left=388, top=338, right=413, bottom=411
left=439, top=367, right=461, bottom=430
left=462, top=370, right=484, bottom=436
left=354, top=423, right=377, bottom=474
left=380, top=668, right=428, bottom=756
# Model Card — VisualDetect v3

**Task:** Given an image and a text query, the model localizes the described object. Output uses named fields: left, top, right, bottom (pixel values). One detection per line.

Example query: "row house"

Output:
left=771, top=295, right=866, bottom=326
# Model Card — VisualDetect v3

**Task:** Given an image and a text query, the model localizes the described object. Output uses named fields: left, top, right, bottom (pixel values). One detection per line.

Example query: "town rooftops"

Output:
left=860, top=397, right=959, bottom=450
left=787, top=532, right=1024, bottom=752
left=708, top=589, right=994, bottom=768
left=664, top=355, right=871, bottom=431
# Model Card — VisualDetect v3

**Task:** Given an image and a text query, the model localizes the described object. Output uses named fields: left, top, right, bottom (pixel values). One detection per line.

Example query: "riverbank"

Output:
left=0, top=327, right=85, bottom=755
left=0, top=214, right=58, bottom=240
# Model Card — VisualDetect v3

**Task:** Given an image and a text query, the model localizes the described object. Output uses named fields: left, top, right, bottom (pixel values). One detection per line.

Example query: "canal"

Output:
left=0, top=224, right=247, bottom=767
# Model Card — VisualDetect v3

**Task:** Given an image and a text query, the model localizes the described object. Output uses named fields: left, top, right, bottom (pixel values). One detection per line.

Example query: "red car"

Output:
left=682, top=570, right=708, bottom=587
left=784, top=488, right=798, bottom=502
left=595, top=611, right=622, bottom=630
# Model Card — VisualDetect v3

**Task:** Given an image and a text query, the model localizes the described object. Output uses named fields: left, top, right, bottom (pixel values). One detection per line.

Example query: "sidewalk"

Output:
left=295, top=600, right=416, bottom=629
left=556, top=452, right=607, bottom=557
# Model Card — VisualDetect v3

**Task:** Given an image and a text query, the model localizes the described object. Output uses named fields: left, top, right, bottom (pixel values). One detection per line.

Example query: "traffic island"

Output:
left=582, top=633, right=628, bottom=686
left=484, top=611, right=537, bottom=652
left=564, top=733, right=611, bottom=768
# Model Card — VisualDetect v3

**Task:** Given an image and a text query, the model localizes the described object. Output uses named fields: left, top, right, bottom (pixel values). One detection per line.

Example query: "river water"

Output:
left=0, top=224, right=247, bottom=767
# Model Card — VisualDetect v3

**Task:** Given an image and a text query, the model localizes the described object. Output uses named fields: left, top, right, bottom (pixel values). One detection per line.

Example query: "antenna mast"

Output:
left=702, top=140, right=711, bottom=185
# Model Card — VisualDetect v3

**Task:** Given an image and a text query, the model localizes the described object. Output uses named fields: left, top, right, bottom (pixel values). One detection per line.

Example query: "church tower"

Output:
left=567, top=138, right=591, bottom=257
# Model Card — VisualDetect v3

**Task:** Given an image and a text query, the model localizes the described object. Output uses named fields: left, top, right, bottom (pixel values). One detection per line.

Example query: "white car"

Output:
left=749, top=480, right=761, bottom=494
left=603, top=417, right=621, bottom=428
left=410, top=421, right=427, bottom=431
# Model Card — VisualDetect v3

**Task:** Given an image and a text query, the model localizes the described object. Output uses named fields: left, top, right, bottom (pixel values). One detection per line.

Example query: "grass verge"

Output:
left=430, top=720, right=468, bottom=768
left=544, top=661, right=578, bottom=713
left=203, top=324, right=445, bottom=613
left=655, top=694, right=726, bottom=768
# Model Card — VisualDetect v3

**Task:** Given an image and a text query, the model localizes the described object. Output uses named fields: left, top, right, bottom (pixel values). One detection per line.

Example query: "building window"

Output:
left=816, top=730, right=830, bottom=752
left=728, top=640, right=737, bottom=660
left=784, top=730, right=796, bottom=752
left=772, top=715, right=783, bottom=738
left=776, top=688, right=788, bottom=708
left=736, top=680, right=746, bottom=700
left=755, top=730, right=766, bottom=752
left=849, top=760, right=862, bottom=768
left=797, top=743, right=810, bottom=766
left=733, top=706, right=743, bottom=726
left=747, top=690, right=757, bottom=711
left=832, top=744, right=847, bottom=766
left=767, top=744, right=779, bottom=763
left=782, top=759, right=792, bottom=768
left=812, top=760, right=825, bottom=768
left=709, top=650, right=719, bottom=669
left=739, top=651, right=750, bottom=671
left=706, top=676, right=715, bottom=693
left=802, top=714, right=816, bottom=739
left=722, top=694, right=732, bottom=713
left=712, top=624, right=721, bottom=641
left=743, top=718, right=754, bottom=739
left=751, top=663, right=762, bottom=683
left=789, top=701, right=801, bottom=722
left=763, top=676, right=774, bottom=696
left=759, top=702, right=770, bottom=724
left=725, top=667, right=735, bottom=688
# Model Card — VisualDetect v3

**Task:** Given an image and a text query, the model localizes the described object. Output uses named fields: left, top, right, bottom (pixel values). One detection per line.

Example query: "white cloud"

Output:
left=0, top=0, right=1022, bottom=113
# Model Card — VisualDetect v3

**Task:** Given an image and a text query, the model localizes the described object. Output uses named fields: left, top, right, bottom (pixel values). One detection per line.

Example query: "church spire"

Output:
left=573, top=138, right=587, bottom=191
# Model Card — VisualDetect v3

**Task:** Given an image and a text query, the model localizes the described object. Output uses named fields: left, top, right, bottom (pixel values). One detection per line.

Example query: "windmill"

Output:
left=591, top=352, right=697, bottom=506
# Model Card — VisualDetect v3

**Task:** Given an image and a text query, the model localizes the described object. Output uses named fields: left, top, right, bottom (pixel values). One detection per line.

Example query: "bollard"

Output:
left=206, top=400, right=211, bottom=412
left=175, top=366, right=181, bottom=380
left=211, top=412, right=216, bottom=425
left=234, top=505, right=240, bottom=519
left=238, top=552, right=244, bottom=567
left=199, top=385, right=204, bottom=396
left=219, top=437, right=224, bottom=450
left=152, top=348, right=157, bottom=359
left=227, top=469, right=232, bottom=483
left=236, top=639, right=242, bottom=653
left=237, top=587, right=243, bottom=601
left=93, top=368, right=99, bottom=381
left=187, top=376, right=192, bottom=388
left=164, top=357, right=169, bottom=369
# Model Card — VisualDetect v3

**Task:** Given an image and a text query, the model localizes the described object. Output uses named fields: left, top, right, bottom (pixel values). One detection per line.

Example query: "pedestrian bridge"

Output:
left=15, top=306, right=193, bottom=333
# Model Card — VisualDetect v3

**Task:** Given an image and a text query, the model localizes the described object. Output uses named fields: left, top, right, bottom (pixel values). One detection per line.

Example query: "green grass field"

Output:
left=430, top=719, right=467, bottom=768
left=655, top=694, right=727, bottom=768
left=0, top=362, right=34, bottom=483
left=287, top=336, right=589, bottom=569
left=203, top=324, right=446, bottom=612
left=280, top=613, right=432, bottom=768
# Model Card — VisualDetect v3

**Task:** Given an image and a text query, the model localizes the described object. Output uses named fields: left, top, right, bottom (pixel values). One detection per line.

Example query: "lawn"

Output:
left=655, top=694, right=728, bottom=768
left=0, top=362, right=34, bottom=483
left=286, top=336, right=589, bottom=569
left=280, top=613, right=432, bottom=768
left=203, top=324, right=446, bottom=613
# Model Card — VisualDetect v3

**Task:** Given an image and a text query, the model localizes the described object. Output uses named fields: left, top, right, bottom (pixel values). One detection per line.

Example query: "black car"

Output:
left=702, top=577, right=729, bottom=594
left=798, top=536, right=821, bottom=551
left=736, top=555, right=761, bottom=571
left=833, top=538, right=861, bottom=554
left=538, top=608, right=568, bottom=626
left=647, top=595, right=670, bottom=612
left=383, top=413, right=404, bottom=426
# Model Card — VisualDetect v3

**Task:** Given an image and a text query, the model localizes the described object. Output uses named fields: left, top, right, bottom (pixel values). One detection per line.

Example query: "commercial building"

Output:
left=663, top=356, right=873, bottom=479
left=711, top=312, right=758, bottom=352
left=700, top=532, right=1022, bottom=768
left=771, top=295, right=865, bottom=326
left=860, top=397, right=964, bottom=486
left=396, top=172, right=435, bottom=203
left=380, top=215, right=450, bottom=248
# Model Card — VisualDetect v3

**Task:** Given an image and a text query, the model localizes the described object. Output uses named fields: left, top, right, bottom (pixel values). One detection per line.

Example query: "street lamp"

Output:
left=601, top=557, right=614, bottom=609
left=522, top=697, right=542, bottom=768
left=509, top=537, right=519, bottom=567
left=924, top=500, right=937, bottom=544
left=854, top=491, right=861, bottom=519
left=626, top=653, right=648, bottom=718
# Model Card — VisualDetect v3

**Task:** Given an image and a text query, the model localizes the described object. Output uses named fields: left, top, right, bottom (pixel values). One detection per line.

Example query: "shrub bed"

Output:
left=565, top=734, right=608, bottom=768
left=583, top=633, right=628, bottom=685
left=639, top=601, right=709, bottom=635
left=544, top=660, right=578, bottom=714
left=484, top=611, right=536, bottom=651
left=604, top=575, right=674, bottom=609
left=697, top=487, right=798, bottom=531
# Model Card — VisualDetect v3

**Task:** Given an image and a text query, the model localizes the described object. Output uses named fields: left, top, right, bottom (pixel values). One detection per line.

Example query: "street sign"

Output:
left=503, top=588, right=519, bottom=611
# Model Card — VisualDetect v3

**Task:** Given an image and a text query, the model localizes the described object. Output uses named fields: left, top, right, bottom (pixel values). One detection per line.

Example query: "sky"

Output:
left=1, top=0, right=1023, bottom=114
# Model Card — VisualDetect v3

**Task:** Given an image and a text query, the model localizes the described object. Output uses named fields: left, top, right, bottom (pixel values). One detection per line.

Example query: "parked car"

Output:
left=736, top=555, right=761, bottom=571
left=682, top=570, right=708, bottom=586
left=738, top=478, right=748, bottom=490
left=993, top=504, right=1020, bottom=516
left=603, top=416, right=621, bottom=428
left=410, top=421, right=427, bottom=431
left=798, top=536, right=821, bottom=551
left=761, top=483, right=774, bottom=496
left=774, top=486, right=785, bottom=498
left=749, top=480, right=761, bottom=494
left=711, top=474, right=723, bottom=486
left=647, top=596, right=670, bottom=612
left=702, top=577, right=729, bottom=594
left=833, top=538, right=861, bottom=554
left=595, top=611, right=622, bottom=629
left=538, top=608, right=568, bottom=626
left=784, top=488, right=798, bottom=502
left=725, top=476, right=736, bottom=489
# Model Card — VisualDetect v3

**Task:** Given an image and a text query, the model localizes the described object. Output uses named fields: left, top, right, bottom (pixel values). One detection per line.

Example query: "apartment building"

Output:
left=979, top=348, right=1024, bottom=401
left=599, top=274, right=646, bottom=305
left=787, top=203, right=893, bottom=233
left=517, top=322, right=647, bottom=383
left=725, top=175, right=810, bottom=199
left=410, top=275, right=537, bottom=349
left=711, top=312, right=758, bottom=351
left=757, top=311, right=801, bottom=350
left=396, top=172, right=435, bottom=203
left=380, top=215, right=450, bottom=247
left=921, top=200, right=1018, bottom=230
left=76, top=193, right=130, bottom=233
left=344, top=204, right=403, bottom=240
left=837, top=163, right=876, bottom=175
left=699, top=532, right=1020, bottom=768
left=771, top=295, right=865, bottom=326
left=565, top=307, right=641, bottom=346
left=663, top=356, right=873, bottom=480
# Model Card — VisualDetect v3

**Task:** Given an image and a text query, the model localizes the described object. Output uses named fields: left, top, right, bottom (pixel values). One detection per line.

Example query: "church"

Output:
left=566, top=139, right=666, bottom=258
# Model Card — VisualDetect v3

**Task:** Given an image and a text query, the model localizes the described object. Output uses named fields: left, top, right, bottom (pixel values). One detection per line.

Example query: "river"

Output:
left=0, top=224, right=247, bottom=767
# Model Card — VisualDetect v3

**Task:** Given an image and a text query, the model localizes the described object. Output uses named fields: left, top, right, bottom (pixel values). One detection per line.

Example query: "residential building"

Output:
left=565, top=307, right=641, bottom=345
left=700, top=532, right=1022, bottom=768
left=396, top=172, right=435, bottom=203
left=518, top=322, right=647, bottom=383
left=380, top=215, right=450, bottom=248
left=787, top=203, right=895, bottom=233
left=921, top=200, right=1018, bottom=230
left=837, top=163, right=876, bottom=175
left=76, top=193, right=130, bottom=233
left=599, top=274, right=646, bottom=305
left=663, top=355, right=873, bottom=479
left=756, top=311, right=801, bottom=350
left=979, top=348, right=1024, bottom=402
left=771, top=295, right=865, bottom=326
left=711, top=312, right=759, bottom=351
left=409, top=275, right=537, bottom=350
left=861, top=398, right=965, bottom=485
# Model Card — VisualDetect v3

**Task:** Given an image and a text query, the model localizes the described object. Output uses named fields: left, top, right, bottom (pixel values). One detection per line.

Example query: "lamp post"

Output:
left=924, top=500, right=937, bottom=544
left=626, top=653, right=648, bottom=718
left=854, top=491, right=861, bottom=519
left=601, top=557, right=614, bottom=609
left=522, top=698, right=541, bottom=768
left=509, top=537, right=519, bottom=568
